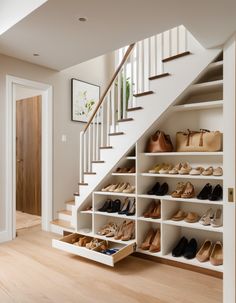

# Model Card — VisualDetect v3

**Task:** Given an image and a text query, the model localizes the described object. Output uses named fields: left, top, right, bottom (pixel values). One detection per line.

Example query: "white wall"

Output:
left=0, top=51, right=115, bottom=231
left=15, top=86, right=42, bottom=100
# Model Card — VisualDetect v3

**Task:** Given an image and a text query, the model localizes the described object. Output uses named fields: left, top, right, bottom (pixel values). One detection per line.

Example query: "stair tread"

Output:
left=109, top=132, right=124, bottom=136
left=51, top=219, right=74, bottom=229
left=58, top=210, right=72, bottom=216
left=117, top=118, right=134, bottom=122
left=92, top=160, right=105, bottom=163
left=65, top=200, right=75, bottom=205
left=78, top=182, right=89, bottom=186
left=99, top=146, right=113, bottom=149
left=84, top=172, right=96, bottom=175
left=162, top=51, right=191, bottom=62
left=127, top=106, right=143, bottom=112
left=73, top=192, right=80, bottom=196
left=133, top=91, right=154, bottom=97
left=149, top=73, right=170, bottom=80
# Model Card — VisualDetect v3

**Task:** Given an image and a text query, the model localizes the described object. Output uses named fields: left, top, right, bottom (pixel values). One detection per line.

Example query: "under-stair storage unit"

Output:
left=52, top=26, right=228, bottom=277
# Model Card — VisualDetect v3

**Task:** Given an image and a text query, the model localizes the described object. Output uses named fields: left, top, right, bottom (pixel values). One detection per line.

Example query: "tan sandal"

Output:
left=179, top=162, right=192, bottom=175
left=159, top=164, right=173, bottom=174
left=213, top=167, right=223, bottom=176
left=181, top=182, right=195, bottom=198
left=184, top=212, right=200, bottom=223
left=190, top=167, right=204, bottom=175
left=171, top=182, right=186, bottom=198
left=169, top=163, right=182, bottom=174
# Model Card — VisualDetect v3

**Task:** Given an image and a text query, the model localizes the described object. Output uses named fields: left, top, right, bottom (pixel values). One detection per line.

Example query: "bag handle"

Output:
left=184, top=129, right=210, bottom=146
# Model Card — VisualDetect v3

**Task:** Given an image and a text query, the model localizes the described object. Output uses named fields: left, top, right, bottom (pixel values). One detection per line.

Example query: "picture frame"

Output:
left=71, top=78, right=100, bottom=123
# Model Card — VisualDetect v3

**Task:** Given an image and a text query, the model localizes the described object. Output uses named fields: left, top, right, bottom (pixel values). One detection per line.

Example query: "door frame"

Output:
left=6, top=75, right=53, bottom=239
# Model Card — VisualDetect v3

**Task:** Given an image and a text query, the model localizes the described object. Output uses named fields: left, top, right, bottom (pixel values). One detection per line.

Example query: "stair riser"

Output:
left=58, top=213, right=72, bottom=221
left=66, top=204, right=73, bottom=211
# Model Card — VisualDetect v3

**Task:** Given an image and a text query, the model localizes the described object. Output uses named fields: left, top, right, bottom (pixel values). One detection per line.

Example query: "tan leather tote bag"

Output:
left=176, top=129, right=222, bottom=152
left=146, top=130, right=174, bottom=153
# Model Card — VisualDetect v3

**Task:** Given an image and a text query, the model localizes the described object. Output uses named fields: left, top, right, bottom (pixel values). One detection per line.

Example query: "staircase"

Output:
left=51, top=25, right=222, bottom=234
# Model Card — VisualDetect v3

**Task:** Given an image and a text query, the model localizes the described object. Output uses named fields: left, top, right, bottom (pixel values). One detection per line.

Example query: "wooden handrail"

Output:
left=84, top=43, right=135, bottom=132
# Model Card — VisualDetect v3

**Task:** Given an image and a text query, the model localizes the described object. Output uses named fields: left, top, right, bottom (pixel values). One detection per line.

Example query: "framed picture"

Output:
left=71, top=78, right=100, bottom=122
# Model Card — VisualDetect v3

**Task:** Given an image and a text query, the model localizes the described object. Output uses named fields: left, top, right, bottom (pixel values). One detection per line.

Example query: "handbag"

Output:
left=146, top=130, right=174, bottom=153
left=176, top=129, right=222, bottom=152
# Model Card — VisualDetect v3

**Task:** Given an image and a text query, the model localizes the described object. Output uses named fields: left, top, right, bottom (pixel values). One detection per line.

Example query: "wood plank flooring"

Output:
left=0, top=226, right=222, bottom=303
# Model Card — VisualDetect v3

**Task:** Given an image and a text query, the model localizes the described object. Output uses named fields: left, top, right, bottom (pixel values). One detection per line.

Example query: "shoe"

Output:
left=179, top=162, right=192, bottom=175
left=159, top=164, right=173, bottom=174
left=128, top=167, right=136, bottom=173
left=101, top=184, right=114, bottom=192
left=190, top=167, right=204, bottom=175
left=107, top=199, right=121, bottom=213
left=105, top=223, right=118, bottom=237
left=169, top=163, right=182, bottom=174
left=172, top=237, right=188, bottom=257
left=181, top=182, right=195, bottom=198
left=114, top=182, right=128, bottom=193
left=184, top=212, right=199, bottom=223
left=118, top=198, right=130, bottom=215
left=98, top=199, right=112, bottom=212
left=171, top=210, right=186, bottom=221
left=86, top=238, right=101, bottom=250
left=196, top=240, right=213, bottom=262
left=209, top=184, right=223, bottom=201
left=210, top=241, right=223, bottom=266
left=149, top=229, right=161, bottom=253
left=126, top=198, right=136, bottom=216
left=147, top=182, right=160, bottom=195
left=121, top=221, right=135, bottom=241
left=123, top=184, right=135, bottom=193
left=211, top=208, right=223, bottom=227
left=143, top=201, right=156, bottom=218
left=76, top=236, right=90, bottom=247
left=114, top=221, right=127, bottom=240
left=97, top=222, right=114, bottom=235
left=199, top=208, right=214, bottom=226
left=171, top=182, right=186, bottom=198
left=116, top=167, right=129, bottom=173
left=183, top=238, right=198, bottom=259
left=148, top=163, right=164, bottom=174
left=197, top=183, right=212, bottom=200
left=213, top=167, right=223, bottom=176
left=140, top=228, right=155, bottom=250
left=156, top=182, right=169, bottom=196
left=202, top=166, right=213, bottom=176
left=108, top=184, right=120, bottom=192
left=149, top=201, right=161, bottom=219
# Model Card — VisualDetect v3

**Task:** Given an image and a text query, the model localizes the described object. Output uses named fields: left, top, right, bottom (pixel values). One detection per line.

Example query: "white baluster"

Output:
left=136, top=43, right=139, bottom=94
left=117, top=72, right=121, bottom=120
left=84, top=130, right=87, bottom=173
left=107, top=95, right=110, bottom=145
left=141, top=40, right=144, bottom=92
left=147, top=38, right=151, bottom=90
left=161, top=33, right=164, bottom=74
left=100, top=105, right=104, bottom=147
left=88, top=124, right=91, bottom=171
left=111, top=83, right=116, bottom=132
left=123, top=64, right=127, bottom=119
left=176, top=26, right=179, bottom=55
left=169, top=30, right=172, bottom=57
left=154, top=35, right=157, bottom=76
left=92, top=119, right=96, bottom=161
left=79, top=131, right=84, bottom=182
left=96, top=113, right=99, bottom=160
left=130, top=51, right=134, bottom=107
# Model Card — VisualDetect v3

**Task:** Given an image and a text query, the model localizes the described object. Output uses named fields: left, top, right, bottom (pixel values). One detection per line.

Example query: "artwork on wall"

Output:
left=71, top=78, right=100, bottom=122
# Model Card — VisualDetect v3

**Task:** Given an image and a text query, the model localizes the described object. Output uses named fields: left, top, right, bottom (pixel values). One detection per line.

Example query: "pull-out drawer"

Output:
left=52, top=233, right=135, bottom=266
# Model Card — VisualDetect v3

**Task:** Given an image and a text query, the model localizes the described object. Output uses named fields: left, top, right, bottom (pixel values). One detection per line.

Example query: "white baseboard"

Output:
left=0, top=230, right=11, bottom=243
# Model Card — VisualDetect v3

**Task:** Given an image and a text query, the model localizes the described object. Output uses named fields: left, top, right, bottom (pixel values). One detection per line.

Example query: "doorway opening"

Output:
left=15, top=87, right=42, bottom=231
left=6, top=76, right=53, bottom=240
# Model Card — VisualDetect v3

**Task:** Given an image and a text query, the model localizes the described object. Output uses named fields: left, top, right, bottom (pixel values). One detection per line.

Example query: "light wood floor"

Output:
left=16, top=211, right=41, bottom=230
left=0, top=226, right=222, bottom=303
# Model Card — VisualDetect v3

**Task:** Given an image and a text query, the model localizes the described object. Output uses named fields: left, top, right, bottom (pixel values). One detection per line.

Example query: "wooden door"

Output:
left=16, top=96, right=42, bottom=216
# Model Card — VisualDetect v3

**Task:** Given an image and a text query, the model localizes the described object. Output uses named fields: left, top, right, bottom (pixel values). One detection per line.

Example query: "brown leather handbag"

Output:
left=176, top=129, right=222, bottom=152
left=146, top=130, right=174, bottom=153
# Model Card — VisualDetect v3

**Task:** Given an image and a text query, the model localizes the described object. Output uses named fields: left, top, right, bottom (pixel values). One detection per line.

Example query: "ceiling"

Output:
left=0, top=0, right=236, bottom=71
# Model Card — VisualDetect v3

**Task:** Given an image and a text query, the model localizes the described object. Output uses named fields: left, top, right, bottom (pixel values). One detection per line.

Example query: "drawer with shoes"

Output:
left=52, top=233, right=135, bottom=267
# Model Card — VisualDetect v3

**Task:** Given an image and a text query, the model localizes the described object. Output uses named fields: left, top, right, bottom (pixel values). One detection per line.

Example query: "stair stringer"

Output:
left=72, top=47, right=222, bottom=230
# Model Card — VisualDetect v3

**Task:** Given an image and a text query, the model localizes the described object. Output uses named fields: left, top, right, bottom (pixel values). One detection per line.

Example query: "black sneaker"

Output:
left=172, top=237, right=188, bottom=257
left=209, top=184, right=223, bottom=201
left=197, top=183, right=212, bottom=200
left=183, top=238, right=198, bottom=259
